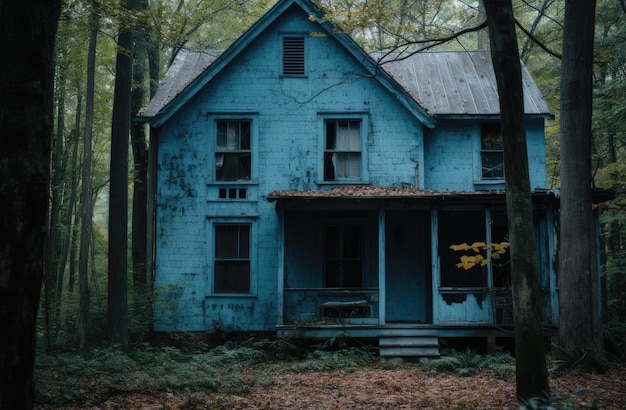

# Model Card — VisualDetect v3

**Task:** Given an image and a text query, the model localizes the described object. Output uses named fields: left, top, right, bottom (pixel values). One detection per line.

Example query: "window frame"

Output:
left=479, top=122, right=504, bottom=180
left=210, top=115, right=258, bottom=184
left=319, top=114, right=368, bottom=184
left=210, top=221, right=256, bottom=295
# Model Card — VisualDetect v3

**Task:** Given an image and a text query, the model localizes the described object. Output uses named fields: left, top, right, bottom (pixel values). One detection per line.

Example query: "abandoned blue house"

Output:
left=138, top=0, right=589, bottom=358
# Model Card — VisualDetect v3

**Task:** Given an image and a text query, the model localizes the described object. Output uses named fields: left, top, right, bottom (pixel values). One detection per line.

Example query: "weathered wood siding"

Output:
left=151, top=2, right=551, bottom=333
left=424, top=118, right=547, bottom=191
left=153, top=6, right=426, bottom=331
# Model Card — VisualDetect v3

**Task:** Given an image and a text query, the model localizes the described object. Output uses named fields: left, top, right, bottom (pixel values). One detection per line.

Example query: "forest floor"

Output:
left=33, top=339, right=626, bottom=410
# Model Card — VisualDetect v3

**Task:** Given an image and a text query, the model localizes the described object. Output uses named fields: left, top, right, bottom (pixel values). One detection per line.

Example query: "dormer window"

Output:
left=282, top=36, right=305, bottom=76
left=481, top=123, right=504, bottom=179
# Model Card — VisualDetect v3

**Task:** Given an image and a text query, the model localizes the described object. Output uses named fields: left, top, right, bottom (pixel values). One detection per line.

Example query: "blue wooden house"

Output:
left=139, top=0, right=570, bottom=358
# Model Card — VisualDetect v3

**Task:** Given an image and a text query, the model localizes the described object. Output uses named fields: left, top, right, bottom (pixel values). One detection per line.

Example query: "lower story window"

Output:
left=324, top=225, right=363, bottom=287
left=214, top=224, right=250, bottom=293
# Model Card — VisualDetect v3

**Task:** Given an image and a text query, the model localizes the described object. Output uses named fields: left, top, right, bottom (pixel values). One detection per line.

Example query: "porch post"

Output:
left=276, top=208, right=285, bottom=326
left=546, top=209, right=558, bottom=324
left=431, top=209, right=439, bottom=325
left=485, top=209, right=494, bottom=321
left=378, top=210, right=386, bottom=325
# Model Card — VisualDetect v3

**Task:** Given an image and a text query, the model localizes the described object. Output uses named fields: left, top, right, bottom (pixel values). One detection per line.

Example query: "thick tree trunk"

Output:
left=483, top=0, right=550, bottom=400
left=559, top=0, right=608, bottom=371
left=0, top=1, right=60, bottom=407
left=131, top=40, right=148, bottom=287
left=108, top=1, right=134, bottom=347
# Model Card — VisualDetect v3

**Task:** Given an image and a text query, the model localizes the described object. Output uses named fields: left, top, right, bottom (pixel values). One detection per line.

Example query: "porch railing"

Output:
left=283, top=288, right=379, bottom=324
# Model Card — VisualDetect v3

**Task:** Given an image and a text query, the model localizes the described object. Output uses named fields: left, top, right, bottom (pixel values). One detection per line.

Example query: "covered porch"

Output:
left=268, top=186, right=559, bottom=358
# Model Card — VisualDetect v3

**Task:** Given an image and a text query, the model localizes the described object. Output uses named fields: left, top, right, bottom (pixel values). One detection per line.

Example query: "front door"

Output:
left=385, top=211, right=431, bottom=322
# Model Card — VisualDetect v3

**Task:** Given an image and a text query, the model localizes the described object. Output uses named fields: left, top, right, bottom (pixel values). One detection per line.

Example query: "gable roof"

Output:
left=138, top=0, right=435, bottom=128
left=377, top=50, right=552, bottom=118
left=138, top=0, right=552, bottom=127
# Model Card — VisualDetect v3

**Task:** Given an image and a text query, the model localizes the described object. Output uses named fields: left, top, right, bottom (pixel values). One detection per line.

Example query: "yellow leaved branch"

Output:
left=450, top=242, right=509, bottom=270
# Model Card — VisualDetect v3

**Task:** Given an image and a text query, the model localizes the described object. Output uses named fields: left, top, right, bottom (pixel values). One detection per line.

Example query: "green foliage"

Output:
left=422, top=348, right=490, bottom=376
left=420, top=349, right=517, bottom=380
left=34, top=335, right=375, bottom=405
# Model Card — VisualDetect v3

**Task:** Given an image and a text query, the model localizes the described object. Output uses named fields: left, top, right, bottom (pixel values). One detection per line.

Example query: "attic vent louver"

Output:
left=282, top=36, right=305, bottom=75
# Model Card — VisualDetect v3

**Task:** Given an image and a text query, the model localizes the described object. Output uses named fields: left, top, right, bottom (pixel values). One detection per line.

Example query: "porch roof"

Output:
left=267, top=185, right=562, bottom=210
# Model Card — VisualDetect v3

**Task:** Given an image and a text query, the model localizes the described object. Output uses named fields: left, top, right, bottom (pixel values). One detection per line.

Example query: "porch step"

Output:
left=378, top=334, right=440, bottom=361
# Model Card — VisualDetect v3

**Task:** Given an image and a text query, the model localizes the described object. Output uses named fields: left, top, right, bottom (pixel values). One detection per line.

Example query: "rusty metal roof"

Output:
left=377, top=50, right=552, bottom=117
left=139, top=48, right=552, bottom=122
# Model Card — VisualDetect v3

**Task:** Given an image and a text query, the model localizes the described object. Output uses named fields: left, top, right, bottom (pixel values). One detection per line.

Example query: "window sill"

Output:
left=208, top=181, right=259, bottom=186
left=207, top=293, right=257, bottom=298
left=474, top=180, right=504, bottom=191
left=318, top=181, right=369, bottom=186
left=474, top=179, right=504, bottom=184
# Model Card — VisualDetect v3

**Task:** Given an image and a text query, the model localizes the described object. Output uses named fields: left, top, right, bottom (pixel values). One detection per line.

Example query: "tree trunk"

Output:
left=558, top=0, right=608, bottom=371
left=78, top=7, right=99, bottom=353
left=65, top=94, right=82, bottom=294
left=0, top=1, right=60, bottom=407
left=108, top=0, right=135, bottom=347
left=45, top=53, right=67, bottom=350
left=483, top=0, right=550, bottom=400
left=145, top=16, right=160, bottom=294
left=131, top=9, right=148, bottom=287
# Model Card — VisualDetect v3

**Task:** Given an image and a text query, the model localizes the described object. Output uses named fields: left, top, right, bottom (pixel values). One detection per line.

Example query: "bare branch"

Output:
left=514, top=18, right=561, bottom=60
left=375, top=20, right=488, bottom=64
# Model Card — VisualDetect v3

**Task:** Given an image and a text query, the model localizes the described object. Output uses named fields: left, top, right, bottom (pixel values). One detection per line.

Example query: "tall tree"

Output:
left=78, top=0, right=100, bottom=352
left=558, top=0, right=608, bottom=371
left=0, top=0, right=60, bottom=407
left=130, top=0, right=159, bottom=288
left=108, top=0, right=137, bottom=347
left=483, top=0, right=550, bottom=400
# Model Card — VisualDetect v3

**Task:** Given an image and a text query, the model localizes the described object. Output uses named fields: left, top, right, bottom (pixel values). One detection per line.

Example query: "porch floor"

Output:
left=276, top=322, right=518, bottom=339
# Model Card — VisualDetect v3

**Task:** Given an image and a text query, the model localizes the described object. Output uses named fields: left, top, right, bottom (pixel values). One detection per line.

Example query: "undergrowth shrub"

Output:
left=421, top=348, right=515, bottom=379
left=34, top=334, right=375, bottom=406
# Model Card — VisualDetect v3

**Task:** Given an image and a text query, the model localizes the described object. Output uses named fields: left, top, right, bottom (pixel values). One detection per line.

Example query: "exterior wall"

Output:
left=153, top=6, right=425, bottom=331
left=423, top=118, right=547, bottom=191
left=152, top=5, right=551, bottom=333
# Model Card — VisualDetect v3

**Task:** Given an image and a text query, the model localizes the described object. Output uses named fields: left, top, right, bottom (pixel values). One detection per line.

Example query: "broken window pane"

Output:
left=439, top=210, right=486, bottom=288
left=216, top=120, right=251, bottom=181
left=481, top=123, right=504, bottom=179
left=324, top=119, right=361, bottom=181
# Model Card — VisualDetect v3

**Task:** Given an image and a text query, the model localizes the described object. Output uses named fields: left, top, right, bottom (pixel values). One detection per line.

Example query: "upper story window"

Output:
left=282, top=36, right=305, bottom=76
left=481, top=123, right=504, bottom=179
left=324, top=119, right=362, bottom=181
left=216, top=119, right=251, bottom=181
left=214, top=224, right=251, bottom=293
